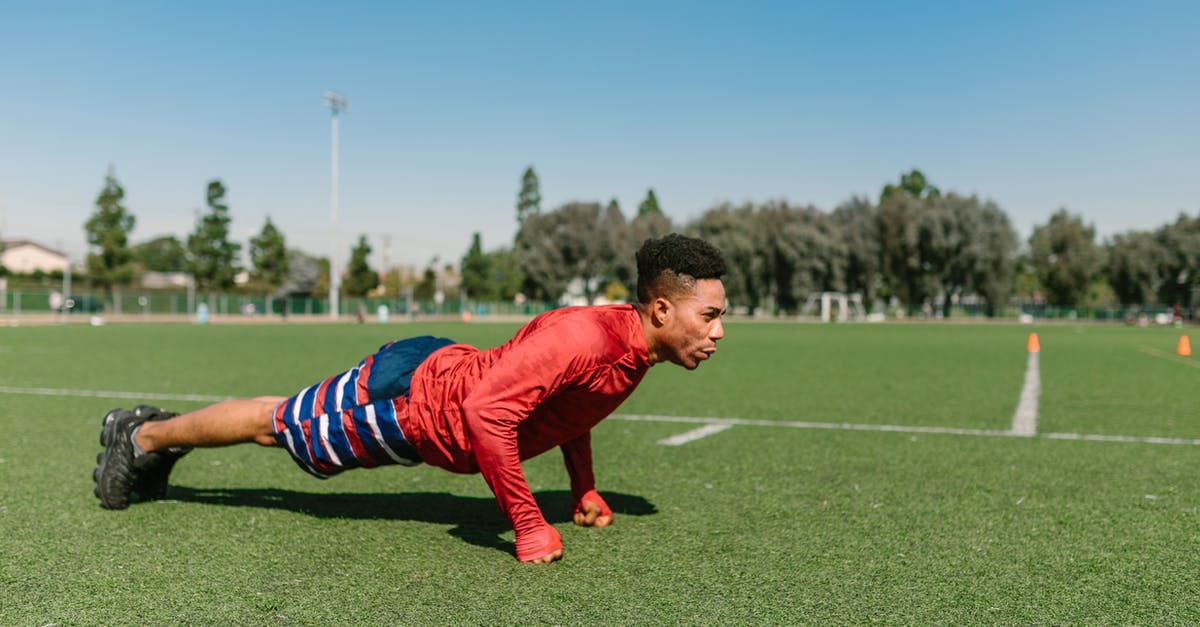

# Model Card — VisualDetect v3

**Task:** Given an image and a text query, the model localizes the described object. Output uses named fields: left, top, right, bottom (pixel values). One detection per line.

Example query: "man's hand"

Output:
left=528, top=548, right=563, bottom=564
left=516, top=522, right=562, bottom=563
left=572, top=489, right=613, bottom=528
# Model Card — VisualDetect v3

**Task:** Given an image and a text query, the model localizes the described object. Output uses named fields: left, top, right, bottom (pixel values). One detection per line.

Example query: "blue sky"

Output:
left=1, top=1, right=1197, bottom=269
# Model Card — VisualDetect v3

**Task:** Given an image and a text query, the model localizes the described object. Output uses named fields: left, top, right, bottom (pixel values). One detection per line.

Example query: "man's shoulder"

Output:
left=548, top=306, right=650, bottom=378
left=533, top=304, right=636, bottom=334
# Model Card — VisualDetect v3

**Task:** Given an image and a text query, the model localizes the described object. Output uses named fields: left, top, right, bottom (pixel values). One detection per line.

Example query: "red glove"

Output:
left=515, top=522, right=562, bottom=563
left=573, top=489, right=613, bottom=527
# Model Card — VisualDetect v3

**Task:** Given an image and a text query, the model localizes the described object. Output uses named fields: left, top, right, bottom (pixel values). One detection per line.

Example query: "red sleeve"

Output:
left=561, top=433, right=613, bottom=519
left=560, top=432, right=595, bottom=505
left=461, top=321, right=604, bottom=561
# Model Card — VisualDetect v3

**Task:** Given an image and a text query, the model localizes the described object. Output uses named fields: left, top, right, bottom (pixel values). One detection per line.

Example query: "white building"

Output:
left=141, top=271, right=192, bottom=289
left=0, top=240, right=69, bottom=274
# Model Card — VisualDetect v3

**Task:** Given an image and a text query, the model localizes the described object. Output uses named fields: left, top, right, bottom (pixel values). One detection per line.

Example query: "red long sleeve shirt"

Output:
left=398, top=304, right=652, bottom=559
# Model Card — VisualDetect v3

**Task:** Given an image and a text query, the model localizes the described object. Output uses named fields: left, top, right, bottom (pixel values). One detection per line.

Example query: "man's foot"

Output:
left=130, top=405, right=191, bottom=500
left=93, top=408, right=144, bottom=509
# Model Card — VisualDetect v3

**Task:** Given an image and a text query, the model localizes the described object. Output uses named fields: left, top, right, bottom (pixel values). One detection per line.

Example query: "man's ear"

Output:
left=652, top=296, right=672, bottom=326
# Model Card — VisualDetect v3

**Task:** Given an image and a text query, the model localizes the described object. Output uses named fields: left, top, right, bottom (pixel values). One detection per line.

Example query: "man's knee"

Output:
left=250, top=397, right=284, bottom=446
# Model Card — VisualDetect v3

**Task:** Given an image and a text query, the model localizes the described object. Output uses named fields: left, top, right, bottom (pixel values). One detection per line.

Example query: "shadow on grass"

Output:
left=167, top=485, right=656, bottom=557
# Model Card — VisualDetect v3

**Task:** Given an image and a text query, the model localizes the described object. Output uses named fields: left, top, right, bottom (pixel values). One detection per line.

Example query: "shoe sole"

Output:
left=94, top=410, right=135, bottom=510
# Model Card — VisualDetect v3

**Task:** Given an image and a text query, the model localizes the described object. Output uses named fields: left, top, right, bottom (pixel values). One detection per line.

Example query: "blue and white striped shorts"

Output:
left=271, top=335, right=454, bottom=478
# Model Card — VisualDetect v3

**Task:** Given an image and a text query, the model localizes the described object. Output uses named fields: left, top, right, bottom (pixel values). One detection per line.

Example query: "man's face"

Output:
left=660, top=278, right=727, bottom=370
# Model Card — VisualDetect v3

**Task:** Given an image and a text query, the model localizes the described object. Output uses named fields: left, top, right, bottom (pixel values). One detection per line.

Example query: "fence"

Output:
left=0, top=287, right=559, bottom=320
left=3, top=285, right=1194, bottom=324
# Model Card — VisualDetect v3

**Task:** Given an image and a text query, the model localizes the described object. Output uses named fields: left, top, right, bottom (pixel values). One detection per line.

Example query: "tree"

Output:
left=969, top=199, right=1018, bottom=316
left=414, top=264, right=438, bottom=301
left=516, top=166, right=541, bottom=225
left=484, top=248, right=523, bottom=301
left=910, top=193, right=1018, bottom=317
left=692, top=203, right=769, bottom=313
left=881, top=168, right=941, bottom=201
left=1106, top=230, right=1165, bottom=305
left=277, top=249, right=323, bottom=297
left=629, top=192, right=673, bottom=266
left=515, top=202, right=612, bottom=304
left=876, top=186, right=927, bottom=307
left=599, top=199, right=633, bottom=299
left=460, top=232, right=493, bottom=300
left=765, top=203, right=847, bottom=312
left=560, top=202, right=609, bottom=303
left=1155, top=213, right=1200, bottom=309
left=875, top=169, right=960, bottom=310
left=342, top=235, right=379, bottom=298
left=1012, top=253, right=1043, bottom=303
left=132, top=236, right=186, bottom=273
left=84, top=168, right=137, bottom=303
left=248, top=217, right=289, bottom=315
left=187, top=179, right=241, bottom=292
left=1028, top=209, right=1103, bottom=306
left=637, top=188, right=663, bottom=217
left=515, top=210, right=568, bottom=302
left=832, top=197, right=881, bottom=306
left=249, top=218, right=288, bottom=289
left=310, top=255, right=331, bottom=299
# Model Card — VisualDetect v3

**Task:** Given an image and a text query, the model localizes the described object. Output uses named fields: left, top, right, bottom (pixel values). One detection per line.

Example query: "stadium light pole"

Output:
left=324, top=91, right=349, bottom=319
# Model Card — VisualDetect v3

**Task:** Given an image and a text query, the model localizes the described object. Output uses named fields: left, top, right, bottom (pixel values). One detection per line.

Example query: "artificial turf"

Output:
left=1, top=319, right=1198, bottom=624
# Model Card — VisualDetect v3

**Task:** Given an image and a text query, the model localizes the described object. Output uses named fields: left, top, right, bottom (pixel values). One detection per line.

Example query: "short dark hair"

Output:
left=635, top=234, right=727, bottom=304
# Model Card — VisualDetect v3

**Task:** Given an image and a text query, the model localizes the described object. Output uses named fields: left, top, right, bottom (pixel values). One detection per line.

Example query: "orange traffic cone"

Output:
left=1027, top=333, right=1040, bottom=353
left=1178, top=335, right=1191, bottom=357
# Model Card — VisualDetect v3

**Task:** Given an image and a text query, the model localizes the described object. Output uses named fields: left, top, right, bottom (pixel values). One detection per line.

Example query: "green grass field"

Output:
left=2, top=319, right=1199, bottom=624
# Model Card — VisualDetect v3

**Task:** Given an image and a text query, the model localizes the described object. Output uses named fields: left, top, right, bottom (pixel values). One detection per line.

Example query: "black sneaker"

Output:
left=93, top=408, right=144, bottom=510
left=130, top=405, right=191, bottom=501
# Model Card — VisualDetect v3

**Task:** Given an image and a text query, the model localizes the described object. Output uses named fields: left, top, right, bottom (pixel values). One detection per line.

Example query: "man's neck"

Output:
left=635, top=303, right=664, bottom=365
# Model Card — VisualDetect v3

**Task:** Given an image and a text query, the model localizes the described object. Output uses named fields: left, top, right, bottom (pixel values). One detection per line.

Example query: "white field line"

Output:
left=1010, top=352, right=1040, bottom=436
left=657, top=423, right=732, bottom=446
left=612, top=414, right=1200, bottom=447
left=4, top=384, right=1198, bottom=448
left=650, top=349, right=1043, bottom=445
left=617, top=413, right=1012, bottom=438
left=1041, top=432, right=1200, bottom=445
left=1139, top=346, right=1200, bottom=369
left=0, top=385, right=233, bottom=403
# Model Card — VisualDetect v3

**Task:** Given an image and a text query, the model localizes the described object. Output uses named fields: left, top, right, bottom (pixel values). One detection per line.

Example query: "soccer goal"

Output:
left=800, top=292, right=866, bottom=322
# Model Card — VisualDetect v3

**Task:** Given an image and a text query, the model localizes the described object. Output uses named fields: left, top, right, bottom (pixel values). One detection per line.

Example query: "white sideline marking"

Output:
left=617, top=414, right=1012, bottom=438
left=1011, top=352, right=1040, bottom=436
left=1042, top=432, right=1200, bottom=446
left=657, top=423, right=732, bottom=446
left=3, top=384, right=1197, bottom=448
left=1139, top=346, right=1200, bottom=369
left=612, top=414, right=1200, bottom=447
left=0, top=385, right=232, bottom=403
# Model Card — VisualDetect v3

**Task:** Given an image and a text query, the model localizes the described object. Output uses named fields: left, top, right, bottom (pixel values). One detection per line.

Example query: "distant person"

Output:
left=93, top=234, right=728, bottom=564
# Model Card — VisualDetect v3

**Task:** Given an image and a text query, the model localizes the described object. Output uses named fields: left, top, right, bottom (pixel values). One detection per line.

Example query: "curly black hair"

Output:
left=635, top=233, right=727, bottom=304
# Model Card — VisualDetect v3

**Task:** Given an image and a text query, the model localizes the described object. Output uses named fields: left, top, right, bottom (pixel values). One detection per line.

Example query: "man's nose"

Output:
left=710, top=318, right=724, bottom=341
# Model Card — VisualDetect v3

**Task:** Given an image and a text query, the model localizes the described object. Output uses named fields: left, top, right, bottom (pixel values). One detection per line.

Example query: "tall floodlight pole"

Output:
left=324, top=91, right=349, bottom=319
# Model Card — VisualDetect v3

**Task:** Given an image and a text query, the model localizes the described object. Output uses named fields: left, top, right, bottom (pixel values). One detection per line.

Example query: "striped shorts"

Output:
left=271, top=335, right=454, bottom=478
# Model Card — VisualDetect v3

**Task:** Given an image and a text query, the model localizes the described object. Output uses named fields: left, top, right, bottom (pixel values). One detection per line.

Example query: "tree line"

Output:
left=476, top=167, right=1200, bottom=316
left=56, top=166, right=1200, bottom=316
left=75, top=169, right=380, bottom=306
